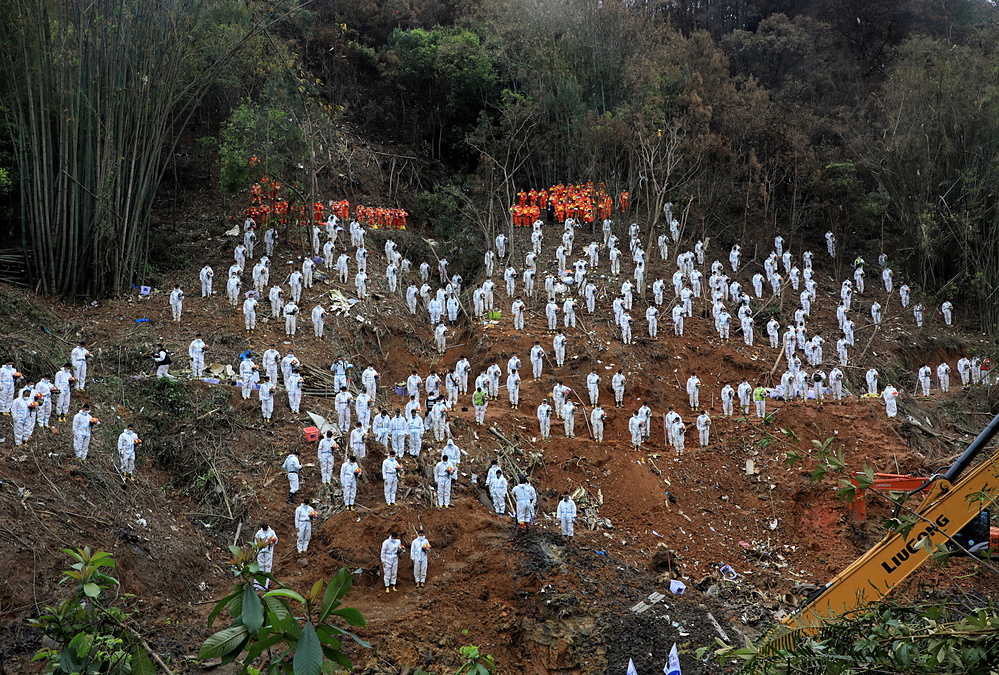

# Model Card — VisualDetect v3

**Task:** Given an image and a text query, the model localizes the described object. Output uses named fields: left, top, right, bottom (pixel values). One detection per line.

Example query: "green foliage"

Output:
left=710, top=601, right=999, bottom=674
left=838, top=466, right=875, bottom=503
left=722, top=13, right=844, bottom=101
left=0, top=0, right=268, bottom=296
left=454, top=645, right=497, bottom=675
left=147, top=377, right=192, bottom=415
left=806, top=437, right=849, bottom=485
left=29, top=549, right=154, bottom=675
left=199, top=544, right=370, bottom=673
left=412, top=645, right=498, bottom=675
left=385, top=27, right=498, bottom=154
left=783, top=451, right=803, bottom=468
left=219, top=102, right=307, bottom=194
left=414, top=185, right=484, bottom=275
left=751, top=305, right=785, bottom=328
left=857, top=35, right=999, bottom=331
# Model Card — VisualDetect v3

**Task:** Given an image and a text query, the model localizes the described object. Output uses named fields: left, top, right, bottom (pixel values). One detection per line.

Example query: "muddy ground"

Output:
left=1, top=203, right=996, bottom=673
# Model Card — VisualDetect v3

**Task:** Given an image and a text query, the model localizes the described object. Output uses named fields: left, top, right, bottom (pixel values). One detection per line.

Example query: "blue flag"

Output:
left=664, top=643, right=682, bottom=675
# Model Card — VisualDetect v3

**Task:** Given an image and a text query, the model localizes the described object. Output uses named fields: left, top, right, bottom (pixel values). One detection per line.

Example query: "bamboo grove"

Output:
left=2, top=0, right=999, bottom=334
left=0, top=0, right=262, bottom=297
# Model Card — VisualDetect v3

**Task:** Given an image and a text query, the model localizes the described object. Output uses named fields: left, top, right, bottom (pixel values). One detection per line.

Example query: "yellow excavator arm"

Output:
left=782, top=412, right=999, bottom=634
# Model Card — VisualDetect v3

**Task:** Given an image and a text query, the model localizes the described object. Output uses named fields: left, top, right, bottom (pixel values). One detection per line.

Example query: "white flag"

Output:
left=627, top=658, right=639, bottom=675
left=664, top=643, right=682, bottom=675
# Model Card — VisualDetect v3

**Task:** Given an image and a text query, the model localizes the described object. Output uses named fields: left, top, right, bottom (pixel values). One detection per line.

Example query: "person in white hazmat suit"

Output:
left=117, top=424, right=141, bottom=481
left=434, top=454, right=455, bottom=508
left=883, top=385, right=900, bottom=418
left=283, top=451, right=302, bottom=504
left=294, top=499, right=316, bottom=553
left=488, top=468, right=508, bottom=515
left=512, top=476, right=537, bottom=530
left=410, top=529, right=431, bottom=587
left=381, top=532, right=404, bottom=592
left=73, top=403, right=98, bottom=460
left=317, top=431, right=337, bottom=486
left=382, top=450, right=402, bottom=505
left=557, top=493, right=577, bottom=539
left=254, top=523, right=277, bottom=585
left=341, top=456, right=360, bottom=510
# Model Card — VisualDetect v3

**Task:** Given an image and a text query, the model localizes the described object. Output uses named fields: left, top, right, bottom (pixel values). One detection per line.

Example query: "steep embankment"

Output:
left=1, top=208, right=995, bottom=673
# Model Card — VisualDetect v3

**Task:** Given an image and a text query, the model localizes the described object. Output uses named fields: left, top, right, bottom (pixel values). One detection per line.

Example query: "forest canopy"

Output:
left=1, top=0, right=997, bottom=329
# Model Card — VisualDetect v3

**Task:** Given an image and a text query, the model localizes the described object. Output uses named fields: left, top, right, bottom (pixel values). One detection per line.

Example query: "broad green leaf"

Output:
left=59, top=644, right=82, bottom=673
left=199, top=625, right=249, bottom=659
left=326, top=647, right=353, bottom=670
left=242, top=584, right=265, bottom=636
left=83, top=582, right=101, bottom=598
left=207, top=589, right=239, bottom=626
left=228, top=586, right=244, bottom=618
left=264, top=588, right=307, bottom=605
left=69, top=632, right=93, bottom=659
left=90, top=552, right=116, bottom=568
left=130, top=646, right=156, bottom=675
left=293, top=621, right=323, bottom=675
left=331, top=568, right=354, bottom=601
left=263, top=594, right=291, bottom=622
left=335, top=627, right=372, bottom=649
left=318, top=571, right=352, bottom=621
left=242, top=631, right=285, bottom=665
left=308, top=579, right=324, bottom=604
left=836, top=479, right=857, bottom=503
left=328, top=607, right=366, bottom=627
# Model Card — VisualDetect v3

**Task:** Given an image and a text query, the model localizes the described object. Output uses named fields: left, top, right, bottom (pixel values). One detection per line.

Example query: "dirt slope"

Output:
left=1, top=208, right=995, bottom=673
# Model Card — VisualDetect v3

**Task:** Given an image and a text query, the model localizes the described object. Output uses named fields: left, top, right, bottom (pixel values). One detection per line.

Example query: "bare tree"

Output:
left=466, top=93, right=541, bottom=256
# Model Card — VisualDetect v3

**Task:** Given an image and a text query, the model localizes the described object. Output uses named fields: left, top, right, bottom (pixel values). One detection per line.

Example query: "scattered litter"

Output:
left=630, top=591, right=666, bottom=613
left=707, top=612, right=731, bottom=642
left=720, top=565, right=738, bottom=580
left=306, top=411, right=339, bottom=437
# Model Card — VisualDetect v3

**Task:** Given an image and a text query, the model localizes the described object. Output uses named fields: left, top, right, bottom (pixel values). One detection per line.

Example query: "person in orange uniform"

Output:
left=620, top=190, right=630, bottom=213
